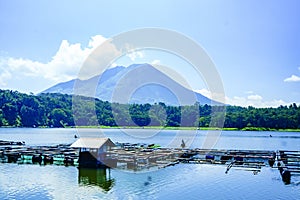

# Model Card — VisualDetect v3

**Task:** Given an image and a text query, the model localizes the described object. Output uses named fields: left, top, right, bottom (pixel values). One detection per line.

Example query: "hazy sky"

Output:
left=0, top=0, right=299, bottom=107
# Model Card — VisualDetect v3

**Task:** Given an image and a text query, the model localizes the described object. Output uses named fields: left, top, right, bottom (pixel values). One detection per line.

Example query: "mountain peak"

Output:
left=41, top=63, right=219, bottom=105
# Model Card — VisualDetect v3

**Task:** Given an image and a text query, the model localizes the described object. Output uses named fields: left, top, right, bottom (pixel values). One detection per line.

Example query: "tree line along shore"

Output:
left=0, top=89, right=299, bottom=130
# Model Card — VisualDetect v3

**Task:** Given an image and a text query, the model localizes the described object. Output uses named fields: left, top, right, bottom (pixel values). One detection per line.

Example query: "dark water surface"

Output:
left=0, top=128, right=300, bottom=199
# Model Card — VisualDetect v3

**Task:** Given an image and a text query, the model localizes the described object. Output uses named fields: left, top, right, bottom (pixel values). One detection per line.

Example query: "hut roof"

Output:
left=70, top=137, right=115, bottom=149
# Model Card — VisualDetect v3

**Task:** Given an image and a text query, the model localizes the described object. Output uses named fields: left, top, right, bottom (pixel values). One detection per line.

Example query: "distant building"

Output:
left=71, top=137, right=116, bottom=168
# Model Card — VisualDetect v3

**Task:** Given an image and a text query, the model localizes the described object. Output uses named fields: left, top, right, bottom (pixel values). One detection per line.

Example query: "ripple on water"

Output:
left=1, top=161, right=300, bottom=200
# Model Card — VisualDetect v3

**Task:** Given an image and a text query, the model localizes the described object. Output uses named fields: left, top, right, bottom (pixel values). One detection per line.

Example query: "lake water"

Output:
left=1, top=128, right=300, bottom=199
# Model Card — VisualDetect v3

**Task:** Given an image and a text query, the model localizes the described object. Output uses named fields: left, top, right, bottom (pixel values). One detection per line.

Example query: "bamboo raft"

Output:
left=0, top=142, right=79, bottom=165
left=1, top=139, right=300, bottom=184
left=276, top=150, right=300, bottom=184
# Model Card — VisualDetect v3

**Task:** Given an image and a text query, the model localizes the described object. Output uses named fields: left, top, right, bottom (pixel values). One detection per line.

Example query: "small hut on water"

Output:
left=71, top=137, right=116, bottom=168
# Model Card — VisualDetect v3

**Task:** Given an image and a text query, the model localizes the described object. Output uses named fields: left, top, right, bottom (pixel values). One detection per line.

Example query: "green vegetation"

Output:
left=0, top=89, right=300, bottom=130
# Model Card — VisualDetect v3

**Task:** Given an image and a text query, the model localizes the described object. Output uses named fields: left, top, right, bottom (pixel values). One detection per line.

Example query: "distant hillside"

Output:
left=42, top=63, right=220, bottom=106
left=0, top=89, right=299, bottom=129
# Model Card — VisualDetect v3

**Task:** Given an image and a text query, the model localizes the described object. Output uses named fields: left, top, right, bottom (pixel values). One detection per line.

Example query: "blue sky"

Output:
left=0, top=0, right=299, bottom=107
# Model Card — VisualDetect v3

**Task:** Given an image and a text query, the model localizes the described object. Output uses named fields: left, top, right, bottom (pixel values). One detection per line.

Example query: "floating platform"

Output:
left=0, top=139, right=25, bottom=146
left=0, top=141, right=275, bottom=169
left=1, top=140, right=300, bottom=184
left=276, top=150, right=300, bottom=184
left=0, top=143, right=79, bottom=166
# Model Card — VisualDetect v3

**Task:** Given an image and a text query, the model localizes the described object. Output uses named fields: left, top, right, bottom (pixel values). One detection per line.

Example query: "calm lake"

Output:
left=0, top=128, right=300, bottom=200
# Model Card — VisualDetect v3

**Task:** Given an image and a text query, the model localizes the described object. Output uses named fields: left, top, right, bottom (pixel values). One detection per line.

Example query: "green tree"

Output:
left=20, top=105, right=37, bottom=127
left=50, top=108, right=68, bottom=127
left=2, top=103, right=18, bottom=126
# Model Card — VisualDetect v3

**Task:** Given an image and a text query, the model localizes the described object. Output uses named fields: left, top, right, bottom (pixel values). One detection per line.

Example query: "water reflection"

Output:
left=78, top=167, right=114, bottom=192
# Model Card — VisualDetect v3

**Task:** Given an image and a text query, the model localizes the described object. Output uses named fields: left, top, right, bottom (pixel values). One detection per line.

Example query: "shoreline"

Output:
left=0, top=126, right=300, bottom=132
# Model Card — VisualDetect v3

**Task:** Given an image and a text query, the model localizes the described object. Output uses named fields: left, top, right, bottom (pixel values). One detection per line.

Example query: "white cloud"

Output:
left=284, top=75, right=300, bottom=82
left=196, top=88, right=292, bottom=108
left=126, top=51, right=144, bottom=61
left=247, top=94, right=262, bottom=101
left=195, top=88, right=212, bottom=99
left=194, top=88, right=226, bottom=104
left=225, top=95, right=289, bottom=108
left=88, top=35, right=107, bottom=49
left=0, top=69, right=11, bottom=86
left=110, top=62, right=118, bottom=68
left=6, top=57, right=44, bottom=77
left=151, top=59, right=161, bottom=65
left=0, top=35, right=108, bottom=90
